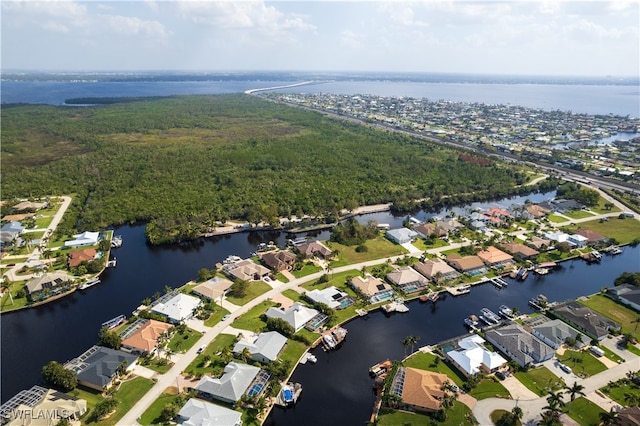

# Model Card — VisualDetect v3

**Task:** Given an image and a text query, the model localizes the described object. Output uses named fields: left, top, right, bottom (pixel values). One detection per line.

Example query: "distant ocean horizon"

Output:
left=2, top=71, right=638, bottom=117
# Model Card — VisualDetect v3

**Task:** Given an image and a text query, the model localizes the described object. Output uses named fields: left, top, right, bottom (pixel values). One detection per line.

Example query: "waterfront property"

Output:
left=385, top=228, right=418, bottom=245
left=444, top=334, right=508, bottom=377
left=232, top=331, right=287, bottom=364
left=63, top=231, right=99, bottom=248
left=349, top=274, right=395, bottom=303
left=67, top=248, right=98, bottom=268
left=64, top=345, right=138, bottom=391
left=260, top=250, right=296, bottom=272
left=305, top=285, right=354, bottom=310
left=293, top=240, right=333, bottom=259
left=120, top=319, right=173, bottom=356
left=412, top=259, right=460, bottom=284
left=191, top=277, right=234, bottom=302
left=0, top=385, right=87, bottom=426
left=150, top=292, right=202, bottom=324
left=389, top=367, right=449, bottom=413
left=265, top=302, right=322, bottom=332
left=0, top=221, right=24, bottom=246
left=499, top=242, right=540, bottom=260
left=530, top=318, right=589, bottom=350
left=606, top=284, right=640, bottom=312
left=386, top=267, right=428, bottom=294
left=477, top=246, right=514, bottom=269
left=446, top=254, right=487, bottom=275
left=222, top=258, right=270, bottom=282
left=414, top=222, right=447, bottom=239
left=194, top=362, right=269, bottom=404
left=176, top=398, right=242, bottom=426
left=25, top=271, right=73, bottom=300
left=551, top=301, right=621, bottom=341
left=484, top=324, right=555, bottom=368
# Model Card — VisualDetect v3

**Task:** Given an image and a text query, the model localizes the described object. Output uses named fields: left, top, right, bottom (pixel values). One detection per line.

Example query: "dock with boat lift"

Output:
left=274, top=382, right=303, bottom=407
left=447, top=284, right=471, bottom=296
left=490, top=277, right=508, bottom=288
left=381, top=298, right=409, bottom=313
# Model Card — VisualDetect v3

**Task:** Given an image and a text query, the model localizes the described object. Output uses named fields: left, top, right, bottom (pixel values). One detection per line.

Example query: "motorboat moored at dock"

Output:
left=498, top=305, right=514, bottom=319
left=78, top=277, right=101, bottom=290
left=464, top=315, right=480, bottom=330
left=480, top=307, right=501, bottom=325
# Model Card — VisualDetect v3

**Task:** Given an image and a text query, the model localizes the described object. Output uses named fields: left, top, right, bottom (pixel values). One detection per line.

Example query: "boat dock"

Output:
left=382, top=299, right=409, bottom=313
left=319, top=326, right=348, bottom=350
left=447, top=284, right=471, bottom=296
left=528, top=294, right=549, bottom=310
left=490, top=277, right=508, bottom=288
left=111, top=235, right=123, bottom=248
left=274, top=382, right=303, bottom=407
left=419, top=292, right=440, bottom=302
left=369, top=359, right=393, bottom=378
left=78, top=277, right=101, bottom=290
left=299, top=352, right=317, bottom=365
left=101, top=314, right=126, bottom=329
left=106, top=258, right=117, bottom=268
left=355, top=308, right=368, bottom=317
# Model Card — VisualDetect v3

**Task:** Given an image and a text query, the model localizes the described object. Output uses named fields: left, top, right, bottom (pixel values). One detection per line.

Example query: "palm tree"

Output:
left=633, top=316, right=640, bottom=332
left=624, top=391, right=640, bottom=406
left=401, top=336, right=412, bottom=358
left=511, top=405, right=523, bottom=422
left=409, top=335, right=420, bottom=354
left=599, top=408, right=619, bottom=426
left=564, top=381, right=586, bottom=402
left=240, top=348, right=252, bottom=363
left=221, top=346, right=233, bottom=364
left=543, top=390, right=566, bottom=418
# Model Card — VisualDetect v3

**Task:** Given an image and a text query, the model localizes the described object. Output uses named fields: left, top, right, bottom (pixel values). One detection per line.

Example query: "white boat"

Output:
left=480, top=308, right=501, bottom=325
left=498, top=305, right=514, bottom=318
left=611, top=246, right=623, bottom=255
left=281, top=385, right=294, bottom=404
left=111, top=235, right=123, bottom=248
left=464, top=315, right=479, bottom=329
left=78, top=277, right=101, bottom=290
left=323, top=334, right=337, bottom=349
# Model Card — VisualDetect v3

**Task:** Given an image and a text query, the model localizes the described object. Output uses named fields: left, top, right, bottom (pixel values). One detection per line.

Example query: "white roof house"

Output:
left=233, top=331, right=287, bottom=364
left=386, top=228, right=418, bottom=244
left=177, top=398, right=242, bottom=426
left=567, top=234, right=588, bottom=248
left=195, top=362, right=262, bottom=403
left=151, top=293, right=202, bottom=324
left=64, top=231, right=100, bottom=248
left=265, top=302, right=319, bottom=332
left=305, top=286, right=349, bottom=310
left=544, top=231, right=571, bottom=243
left=446, top=335, right=507, bottom=377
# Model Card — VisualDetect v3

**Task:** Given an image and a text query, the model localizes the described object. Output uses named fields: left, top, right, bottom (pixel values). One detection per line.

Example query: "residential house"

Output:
left=484, top=324, right=555, bottom=368
left=232, top=331, right=287, bottom=364
left=528, top=236, right=551, bottom=250
left=176, top=398, right=242, bottom=426
left=305, top=286, right=353, bottom=310
left=446, top=254, right=487, bottom=276
left=349, top=274, right=395, bottom=303
left=25, top=271, right=73, bottom=299
left=64, top=231, right=100, bottom=248
left=553, top=199, right=585, bottom=213
left=469, top=220, right=487, bottom=231
left=414, top=223, right=447, bottom=239
left=434, top=219, right=464, bottom=235
left=64, top=346, right=137, bottom=391
left=67, top=248, right=98, bottom=268
left=500, top=242, right=540, bottom=260
left=412, top=259, right=460, bottom=284
left=150, top=292, right=202, bottom=324
left=567, top=234, right=588, bottom=248
left=2, top=213, right=35, bottom=222
left=222, top=258, right=270, bottom=282
left=194, top=362, right=269, bottom=404
left=121, top=319, right=173, bottom=356
left=265, top=302, right=322, bottom=332
left=0, top=221, right=24, bottom=246
left=608, top=284, right=640, bottom=312
left=385, top=228, right=418, bottom=244
left=574, top=229, right=609, bottom=246
left=294, top=240, right=333, bottom=259
left=616, top=406, right=640, bottom=426
left=12, top=201, right=48, bottom=211
left=531, top=318, right=589, bottom=349
left=551, top=301, right=620, bottom=340
left=477, top=246, right=514, bottom=269
left=386, top=267, right=428, bottom=293
left=0, top=385, right=87, bottom=426
left=390, top=367, right=449, bottom=413
left=260, top=250, right=296, bottom=272
left=526, top=204, right=550, bottom=219
left=192, top=277, right=234, bottom=302
left=445, top=335, right=507, bottom=377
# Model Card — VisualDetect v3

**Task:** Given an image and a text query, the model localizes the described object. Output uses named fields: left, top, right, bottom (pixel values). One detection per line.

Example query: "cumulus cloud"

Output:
left=100, top=14, right=168, bottom=39
left=340, top=29, right=364, bottom=49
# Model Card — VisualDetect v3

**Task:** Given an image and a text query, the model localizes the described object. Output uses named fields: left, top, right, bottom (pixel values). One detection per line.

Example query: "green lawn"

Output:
left=0, top=279, right=30, bottom=312
left=548, top=213, right=568, bottom=223
left=565, top=218, right=640, bottom=245
left=279, top=339, right=308, bottom=368
left=274, top=272, right=290, bottom=282
left=184, top=333, right=237, bottom=377
left=412, top=238, right=449, bottom=251
left=514, top=366, right=564, bottom=396
left=600, top=345, right=625, bottom=364
left=469, top=378, right=510, bottom=400
left=168, top=328, right=202, bottom=354
left=601, top=377, right=640, bottom=406
left=225, top=281, right=272, bottom=305
left=203, top=306, right=231, bottom=327
left=301, top=269, right=360, bottom=292
left=563, top=210, right=597, bottom=220
left=67, top=386, right=104, bottom=414
left=281, top=289, right=304, bottom=303
left=290, top=262, right=322, bottom=278
left=590, top=196, right=622, bottom=214
left=565, top=397, right=606, bottom=426
left=89, top=377, right=155, bottom=425
left=377, top=401, right=474, bottom=425
left=579, top=294, right=640, bottom=338
left=138, top=388, right=182, bottom=426
left=403, top=352, right=466, bottom=387
left=557, top=350, right=607, bottom=378
left=327, top=237, right=407, bottom=268
left=138, top=356, right=172, bottom=374
left=231, top=301, right=276, bottom=332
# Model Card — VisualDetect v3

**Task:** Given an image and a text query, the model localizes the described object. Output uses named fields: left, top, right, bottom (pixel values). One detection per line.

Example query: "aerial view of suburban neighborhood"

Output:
left=2, top=2, right=640, bottom=426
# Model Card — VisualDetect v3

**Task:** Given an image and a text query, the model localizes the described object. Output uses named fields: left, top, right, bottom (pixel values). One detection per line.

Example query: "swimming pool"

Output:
left=248, top=383, right=264, bottom=397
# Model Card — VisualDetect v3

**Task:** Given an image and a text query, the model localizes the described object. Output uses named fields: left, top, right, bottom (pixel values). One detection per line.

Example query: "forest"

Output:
left=2, top=94, right=539, bottom=244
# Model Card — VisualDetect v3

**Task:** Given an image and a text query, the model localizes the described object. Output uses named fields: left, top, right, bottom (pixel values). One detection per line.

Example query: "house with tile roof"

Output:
left=222, top=259, right=270, bottom=282
left=192, top=277, right=234, bottom=302
left=484, top=324, right=555, bottom=368
left=12, top=201, right=48, bottom=211
left=574, top=229, right=609, bottom=245
left=232, top=331, right=287, bottom=364
left=349, top=274, right=395, bottom=304
left=386, top=267, right=428, bottom=293
left=477, top=246, right=514, bottom=269
left=445, top=334, right=507, bottom=377
left=64, top=346, right=138, bottom=391
left=294, top=240, right=333, bottom=259
left=260, top=250, right=296, bottom=271
left=121, top=319, right=173, bottom=355
left=265, top=302, right=321, bottom=332
left=67, top=248, right=98, bottom=268
left=500, top=242, right=540, bottom=260
left=390, top=367, right=449, bottom=413
left=414, top=223, right=447, bottom=239
left=194, top=362, right=268, bottom=404
left=177, top=398, right=242, bottom=426
left=551, top=301, right=620, bottom=340
left=531, top=318, right=589, bottom=350
left=445, top=254, right=487, bottom=275
left=412, top=259, right=460, bottom=283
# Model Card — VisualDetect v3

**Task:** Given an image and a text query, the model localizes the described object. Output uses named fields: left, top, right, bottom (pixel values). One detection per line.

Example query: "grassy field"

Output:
left=579, top=294, right=640, bottom=338
left=327, top=237, right=407, bottom=268
left=225, top=281, right=272, bottom=306
left=412, top=237, right=449, bottom=251
left=168, top=328, right=202, bottom=353
left=377, top=401, right=475, bottom=425
left=184, top=333, right=237, bottom=377
left=203, top=306, right=231, bottom=327
left=138, top=387, right=182, bottom=426
left=231, top=301, right=276, bottom=332
left=563, top=210, right=597, bottom=220
left=403, top=352, right=466, bottom=387
left=468, top=378, right=510, bottom=400
left=290, top=262, right=322, bottom=278
left=601, top=377, right=640, bottom=406
left=565, top=217, right=640, bottom=244
left=565, top=396, right=606, bottom=426
left=89, top=377, right=155, bottom=425
left=514, top=366, right=564, bottom=396
left=591, top=196, right=622, bottom=214
left=281, top=289, right=304, bottom=303
left=548, top=213, right=569, bottom=223
left=279, top=339, right=308, bottom=367
left=557, top=350, right=607, bottom=377
left=138, top=357, right=172, bottom=374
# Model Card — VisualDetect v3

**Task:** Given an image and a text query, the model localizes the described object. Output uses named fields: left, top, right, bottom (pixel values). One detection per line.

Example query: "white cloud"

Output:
left=42, top=20, right=69, bottom=33
left=340, top=29, right=364, bottom=49
left=100, top=14, right=168, bottom=39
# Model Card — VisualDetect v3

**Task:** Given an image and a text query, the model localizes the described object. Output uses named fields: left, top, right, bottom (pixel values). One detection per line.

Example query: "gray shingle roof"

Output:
left=485, top=324, right=555, bottom=367
left=195, top=362, right=260, bottom=403
left=233, top=331, right=287, bottom=363
left=68, top=346, right=138, bottom=389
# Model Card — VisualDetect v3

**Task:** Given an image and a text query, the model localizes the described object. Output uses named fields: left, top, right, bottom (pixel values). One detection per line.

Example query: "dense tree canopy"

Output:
left=42, top=361, right=77, bottom=392
left=3, top=94, right=535, bottom=244
left=614, top=272, right=640, bottom=287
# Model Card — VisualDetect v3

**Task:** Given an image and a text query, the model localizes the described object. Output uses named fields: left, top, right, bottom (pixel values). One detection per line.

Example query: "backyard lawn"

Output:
left=184, top=333, right=237, bottom=377
left=557, top=350, right=607, bottom=377
left=565, top=397, right=606, bottom=426
left=377, top=401, right=474, bottom=425
left=327, top=237, right=407, bottom=268
left=225, top=281, right=272, bottom=306
left=548, top=213, right=568, bottom=223
left=563, top=210, right=597, bottom=220
left=514, top=366, right=564, bottom=396
left=403, top=352, right=466, bottom=386
left=231, top=301, right=276, bottom=332
left=565, top=217, right=640, bottom=244
left=203, top=306, right=231, bottom=327
left=579, top=294, right=640, bottom=337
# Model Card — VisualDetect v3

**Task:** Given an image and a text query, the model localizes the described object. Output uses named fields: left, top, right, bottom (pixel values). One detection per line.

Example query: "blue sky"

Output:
left=2, top=1, right=638, bottom=76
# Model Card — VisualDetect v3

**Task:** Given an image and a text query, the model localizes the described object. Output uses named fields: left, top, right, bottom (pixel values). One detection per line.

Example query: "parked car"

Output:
left=496, top=371, right=506, bottom=380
